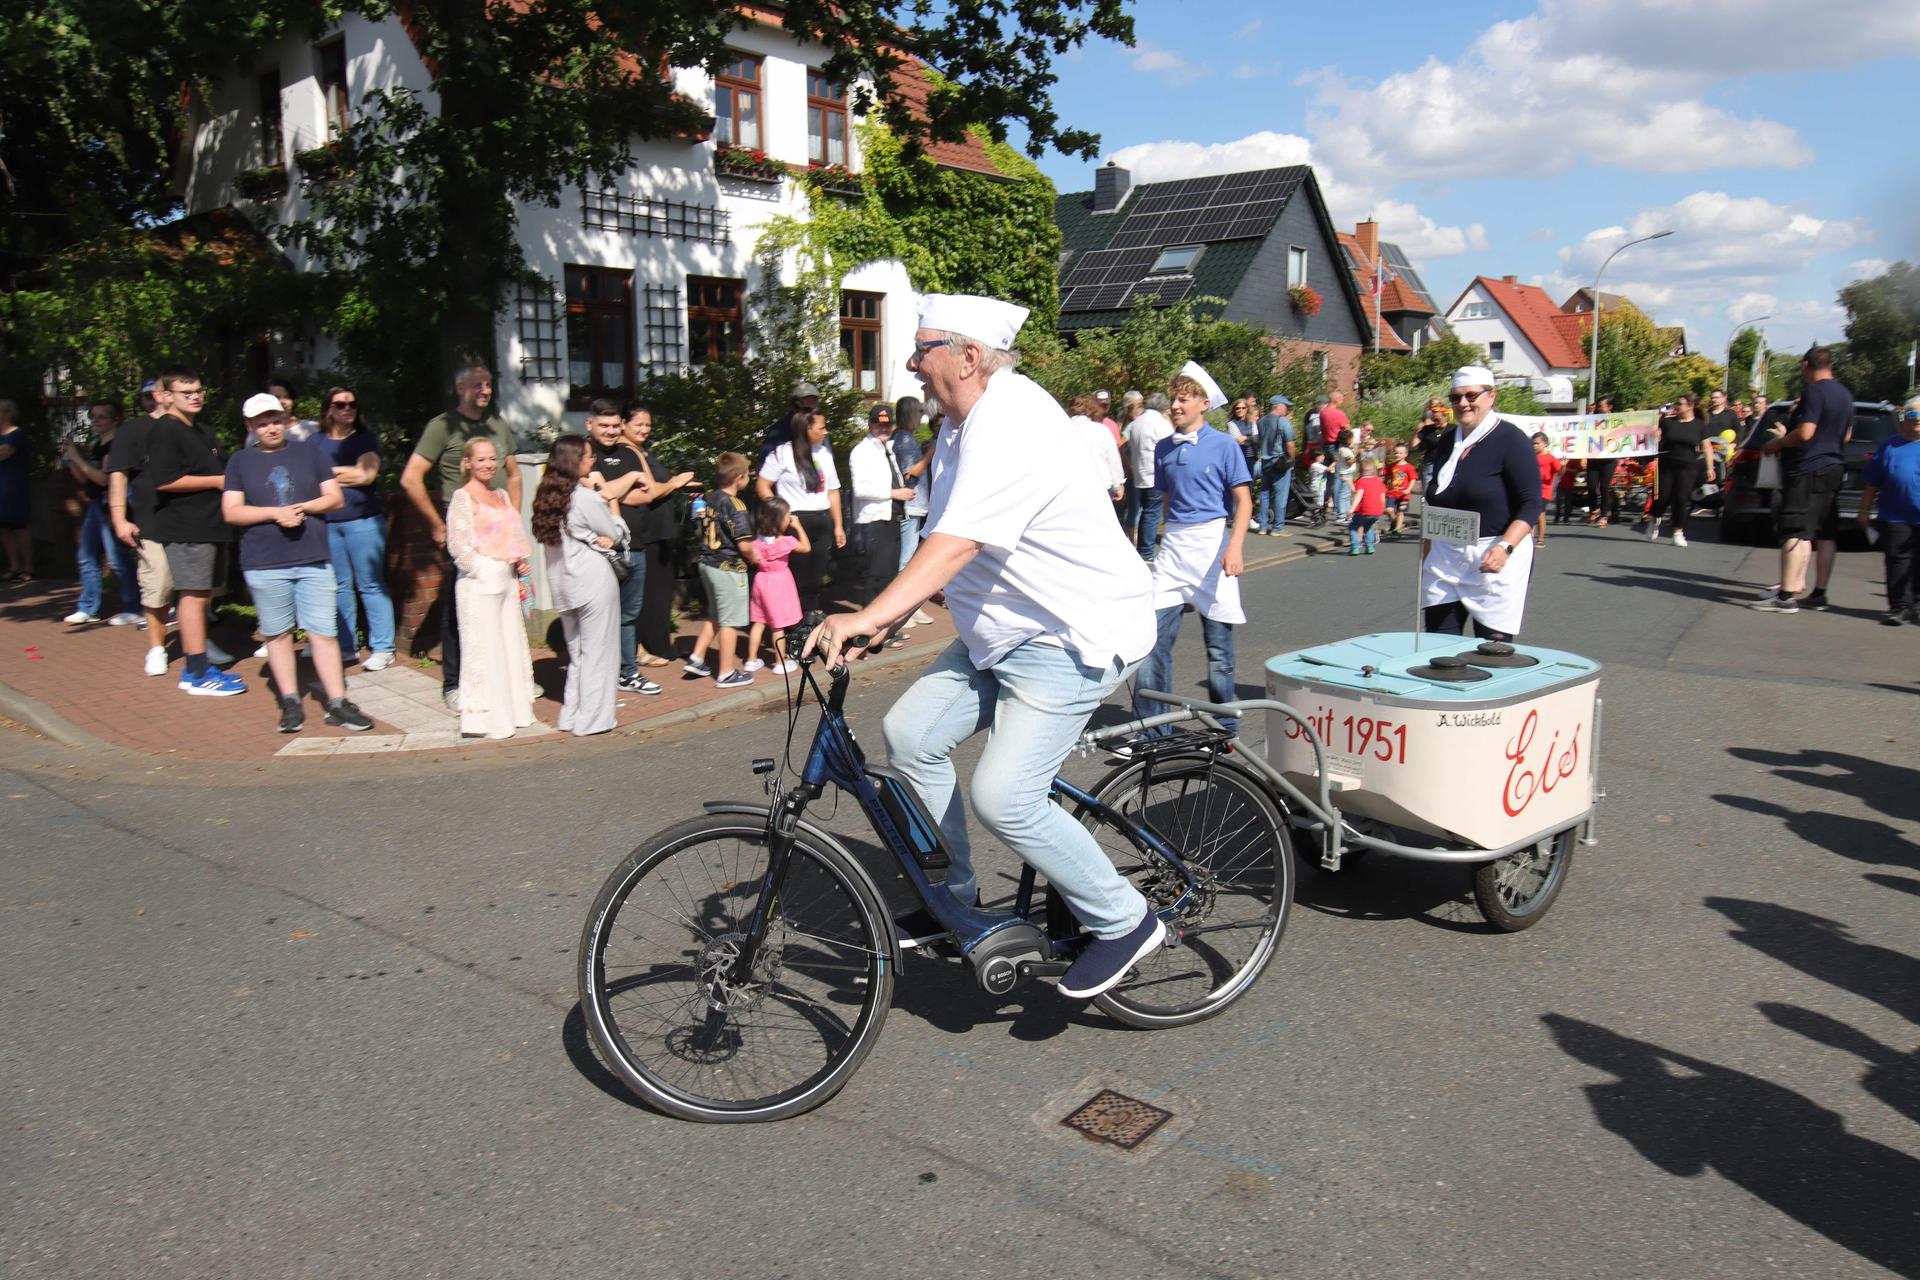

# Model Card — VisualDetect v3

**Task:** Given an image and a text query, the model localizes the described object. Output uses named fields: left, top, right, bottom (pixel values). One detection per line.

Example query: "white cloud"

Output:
left=1127, top=43, right=1206, bottom=84
left=1232, top=18, right=1262, bottom=40
left=1105, top=131, right=1486, bottom=262
left=1301, top=0, right=1840, bottom=181
left=1847, top=258, right=1892, bottom=280
left=1558, top=192, right=1867, bottom=280
left=1231, top=63, right=1260, bottom=80
left=1521, top=0, right=1920, bottom=73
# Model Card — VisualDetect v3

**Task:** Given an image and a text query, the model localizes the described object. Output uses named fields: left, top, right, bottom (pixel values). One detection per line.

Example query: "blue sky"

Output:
left=1020, top=0, right=1920, bottom=362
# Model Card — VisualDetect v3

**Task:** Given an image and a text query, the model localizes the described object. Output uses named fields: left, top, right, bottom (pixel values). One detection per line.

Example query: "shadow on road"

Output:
left=1705, top=896, right=1920, bottom=1028
left=1865, top=872, right=1920, bottom=898
left=1291, top=855, right=1489, bottom=933
left=1712, top=793, right=1920, bottom=872
left=1542, top=1012, right=1920, bottom=1277
left=1726, top=747, right=1920, bottom=825
left=1759, top=1002, right=1920, bottom=1129
left=1564, top=562, right=1756, bottom=606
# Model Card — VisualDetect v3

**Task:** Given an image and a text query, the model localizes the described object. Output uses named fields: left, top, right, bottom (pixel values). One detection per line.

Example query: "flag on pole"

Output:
left=1908, top=342, right=1917, bottom=390
left=1750, top=333, right=1768, bottom=397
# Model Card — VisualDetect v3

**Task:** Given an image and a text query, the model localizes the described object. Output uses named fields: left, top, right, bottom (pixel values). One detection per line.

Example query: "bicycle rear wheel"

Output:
left=1076, top=753, right=1293, bottom=1028
left=577, top=815, right=893, bottom=1122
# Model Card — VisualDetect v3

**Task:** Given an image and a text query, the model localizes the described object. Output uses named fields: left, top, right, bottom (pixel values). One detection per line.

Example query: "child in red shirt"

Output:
left=1349, top=457, right=1387, bottom=555
left=1382, top=442, right=1417, bottom=538
left=1532, top=431, right=1563, bottom=547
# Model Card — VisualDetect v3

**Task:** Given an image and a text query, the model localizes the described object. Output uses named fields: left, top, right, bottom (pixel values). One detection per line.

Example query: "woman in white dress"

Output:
left=531, top=435, right=624, bottom=736
left=445, top=438, right=536, bottom=738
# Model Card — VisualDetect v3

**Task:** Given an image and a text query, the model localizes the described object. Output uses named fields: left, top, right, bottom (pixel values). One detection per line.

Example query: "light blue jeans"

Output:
left=883, top=639, right=1148, bottom=939
left=75, top=494, right=138, bottom=617
left=326, top=516, right=396, bottom=655
left=1331, top=475, right=1354, bottom=522
left=897, top=513, right=922, bottom=572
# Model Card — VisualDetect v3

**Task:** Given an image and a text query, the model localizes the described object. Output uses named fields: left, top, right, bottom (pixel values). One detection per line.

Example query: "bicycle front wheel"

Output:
left=577, top=815, right=894, bottom=1122
left=1079, top=754, right=1293, bottom=1028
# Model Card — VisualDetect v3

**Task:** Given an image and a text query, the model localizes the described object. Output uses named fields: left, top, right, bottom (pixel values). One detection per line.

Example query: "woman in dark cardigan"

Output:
left=1420, top=368, right=1545, bottom=641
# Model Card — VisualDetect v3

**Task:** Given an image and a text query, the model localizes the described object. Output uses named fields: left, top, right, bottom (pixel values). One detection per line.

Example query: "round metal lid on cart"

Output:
left=1406, top=654, right=1492, bottom=683
left=1461, top=641, right=1538, bottom=670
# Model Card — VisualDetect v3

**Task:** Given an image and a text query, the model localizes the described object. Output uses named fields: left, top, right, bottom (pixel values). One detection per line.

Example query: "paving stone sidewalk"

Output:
left=1, top=533, right=1316, bottom=762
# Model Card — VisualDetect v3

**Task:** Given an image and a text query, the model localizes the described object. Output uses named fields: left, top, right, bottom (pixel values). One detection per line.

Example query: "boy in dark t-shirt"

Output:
left=222, top=394, right=372, bottom=732
left=682, top=451, right=757, bottom=687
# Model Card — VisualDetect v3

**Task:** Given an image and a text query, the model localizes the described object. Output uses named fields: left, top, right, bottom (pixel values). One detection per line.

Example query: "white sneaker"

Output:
left=107, top=612, right=141, bottom=626
left=1647, top=522, right=1662, bottom=542
left=908, top=609, right=935, bottom=627
left=362, top=651, right=395, bottom=672
left=205, top=640, right=235, bottom=667
left=144, top=646, right=168, bottom=677
left=1672, top=531, right=1689, bottom=547
left=64, top=610, right=100, bottom=624
left=742, top=659, right=766, bottom=672
left=772, top=660, right=799, bottom=675
left=253, top=643, right=270, bottom=659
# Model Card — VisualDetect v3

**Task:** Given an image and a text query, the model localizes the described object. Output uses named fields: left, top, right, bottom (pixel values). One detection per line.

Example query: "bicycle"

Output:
left=576, top=622, right=1295, bottom=1123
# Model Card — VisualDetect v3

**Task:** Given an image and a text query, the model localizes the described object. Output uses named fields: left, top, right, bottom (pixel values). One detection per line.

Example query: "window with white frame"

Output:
left=1488, top=340, right=1506, bottom=364
left=1150, top=245, right=1202, bottom=275
left=1459, top=301, right=1494, bottom=320
left=1287, top=246, right=1308, bottom=288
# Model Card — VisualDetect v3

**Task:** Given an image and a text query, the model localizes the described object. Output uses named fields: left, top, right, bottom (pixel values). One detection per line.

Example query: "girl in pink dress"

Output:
left=745, top=497, right=810, bottom=674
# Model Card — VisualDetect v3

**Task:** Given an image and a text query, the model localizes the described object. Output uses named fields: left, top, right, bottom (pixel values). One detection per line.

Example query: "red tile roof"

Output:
left=1334, top=231, right=1413, bottom=352
left=1472, top=275, right=1590, bottom=370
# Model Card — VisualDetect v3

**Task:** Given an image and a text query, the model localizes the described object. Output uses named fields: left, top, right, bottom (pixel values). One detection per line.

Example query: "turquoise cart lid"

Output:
left=1265, top=632, right=1600, bottom=704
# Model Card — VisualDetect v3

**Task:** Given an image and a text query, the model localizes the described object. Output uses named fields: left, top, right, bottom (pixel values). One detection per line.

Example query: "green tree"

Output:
left=1648, top=352, right=1727, bottom=406
left=1358, top=334, right=1489, bottom=394
left=1834, top=261, right=1920, bottom=401
left=1577, top=302, right=1670, bottom=409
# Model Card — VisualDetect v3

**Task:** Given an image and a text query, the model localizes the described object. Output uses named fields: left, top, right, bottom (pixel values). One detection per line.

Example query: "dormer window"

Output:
left=807, top=72, right=847, bottom=167
left=1149, top=245, right=1202, bottom=275
left=714, top=53, right=762, bottom=150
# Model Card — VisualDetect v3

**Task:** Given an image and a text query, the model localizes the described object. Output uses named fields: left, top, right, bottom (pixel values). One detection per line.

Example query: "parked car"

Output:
left=1720, top=400, right=1897, bottom=544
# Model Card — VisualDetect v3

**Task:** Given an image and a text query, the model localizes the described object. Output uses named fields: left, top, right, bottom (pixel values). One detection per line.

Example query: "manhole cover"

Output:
left=1060, top=1089, right=1173, bottom=1151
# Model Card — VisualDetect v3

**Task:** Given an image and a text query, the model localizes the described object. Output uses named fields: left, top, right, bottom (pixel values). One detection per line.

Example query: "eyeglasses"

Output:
left=329, top=399, right=357, bottom=410
left=908, top=338, right=947, bottom=358
left=1446, top=390, right=1488, bottom=404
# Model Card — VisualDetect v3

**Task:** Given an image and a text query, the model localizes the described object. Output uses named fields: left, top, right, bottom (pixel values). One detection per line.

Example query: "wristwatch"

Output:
left=1498, top=541, right=1518, bottom=554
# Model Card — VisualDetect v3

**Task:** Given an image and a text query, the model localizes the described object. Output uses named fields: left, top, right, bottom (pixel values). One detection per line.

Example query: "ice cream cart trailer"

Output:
left=1124, top=630, right=1601, bottom=932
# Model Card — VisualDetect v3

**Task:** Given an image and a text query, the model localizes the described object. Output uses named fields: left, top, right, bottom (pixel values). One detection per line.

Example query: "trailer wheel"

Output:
left=1472, top=827, right=1575, bottom=932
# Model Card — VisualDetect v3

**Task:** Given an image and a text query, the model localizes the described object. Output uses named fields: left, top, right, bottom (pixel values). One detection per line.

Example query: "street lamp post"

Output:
left=1723, top=313, right=1772, bottom=393
left=1585, top=230, right=1672, bottom=409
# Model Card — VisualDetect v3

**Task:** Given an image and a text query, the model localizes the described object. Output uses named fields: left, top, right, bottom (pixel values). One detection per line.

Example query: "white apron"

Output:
left=1421, top=533, right=1533, bottom=635
left=1151, top=519, right=1245, bottom=624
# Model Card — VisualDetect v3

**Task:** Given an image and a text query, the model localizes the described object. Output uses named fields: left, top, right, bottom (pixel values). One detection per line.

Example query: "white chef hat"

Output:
left=917, top=294, right=1030, bottom=351
left=1451, top=365, right=1496, bottom=391
left=1178, top=360, right=1228, bottom=410
left=241, top=392, right=285, bottom=419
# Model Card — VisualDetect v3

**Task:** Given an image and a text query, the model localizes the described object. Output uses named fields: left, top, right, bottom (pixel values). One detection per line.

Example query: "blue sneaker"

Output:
left=179, top=669, right=247, bottom=697
left=1057, top=911, right=1167, bottom=999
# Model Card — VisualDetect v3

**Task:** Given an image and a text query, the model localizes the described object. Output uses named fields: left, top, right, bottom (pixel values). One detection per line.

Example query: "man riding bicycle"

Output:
left=809, top=294, right=1163, bottom=999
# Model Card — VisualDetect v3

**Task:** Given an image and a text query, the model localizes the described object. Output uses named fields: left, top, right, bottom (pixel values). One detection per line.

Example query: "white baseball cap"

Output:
left=1178, top=361, right=1228, bottom=411
left=1451, top=365, right=1496, bottom=391
left=242, top=392, right=285, bottom=419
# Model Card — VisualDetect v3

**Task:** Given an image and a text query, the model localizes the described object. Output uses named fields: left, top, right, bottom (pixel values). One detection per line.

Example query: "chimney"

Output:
left=1355, top=219, right=1380, bottom=268
left=1502, top=275, right=1518, bottom=284
left=1093, top=161, right=1131, bottom=214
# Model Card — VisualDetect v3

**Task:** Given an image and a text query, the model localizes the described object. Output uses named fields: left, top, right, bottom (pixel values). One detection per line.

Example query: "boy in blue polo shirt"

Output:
left=1133, top=362, right=1252, bottom=736
left=1858, top=394, right=1920, bottom=625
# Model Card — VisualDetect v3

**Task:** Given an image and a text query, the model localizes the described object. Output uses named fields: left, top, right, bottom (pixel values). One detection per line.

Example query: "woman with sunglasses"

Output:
left=1419, top=367, right=1544, bottom=641
left=318, top=386, right=396, bottom=670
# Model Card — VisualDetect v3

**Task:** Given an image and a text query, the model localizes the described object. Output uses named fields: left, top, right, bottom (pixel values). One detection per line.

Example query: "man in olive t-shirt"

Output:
left=398, top=365, right=522, bottom=703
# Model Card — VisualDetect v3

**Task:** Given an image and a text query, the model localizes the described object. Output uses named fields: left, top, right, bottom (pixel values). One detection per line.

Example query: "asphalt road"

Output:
left=5, top=518, right=1918, bottom=1279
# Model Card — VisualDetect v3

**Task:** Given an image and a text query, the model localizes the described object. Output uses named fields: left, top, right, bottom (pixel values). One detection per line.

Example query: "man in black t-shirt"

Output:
left=1754, top=346, right=1853, bottom=613
left=583, top=398, right=660, bottom=695
left=142, top=369, right=241, bottom=694
left=106, top=378, right=182, bottom=673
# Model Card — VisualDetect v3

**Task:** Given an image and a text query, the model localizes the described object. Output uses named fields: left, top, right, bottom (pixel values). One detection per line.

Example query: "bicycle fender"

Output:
left=700, top=802, right=902, bottom=967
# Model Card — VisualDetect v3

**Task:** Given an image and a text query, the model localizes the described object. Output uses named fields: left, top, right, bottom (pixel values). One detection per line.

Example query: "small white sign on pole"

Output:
left=1422, top=505, right=1481, bottom=547
left=1415, top=505, right=1481, bottom=651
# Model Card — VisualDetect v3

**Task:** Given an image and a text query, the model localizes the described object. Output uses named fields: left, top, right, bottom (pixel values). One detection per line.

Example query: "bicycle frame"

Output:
left=732, top=658, right=1201, bottom=984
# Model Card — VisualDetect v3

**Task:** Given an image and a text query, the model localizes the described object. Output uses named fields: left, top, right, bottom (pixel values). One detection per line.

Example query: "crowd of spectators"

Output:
left=15, top=346, right=1917, bottom=745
